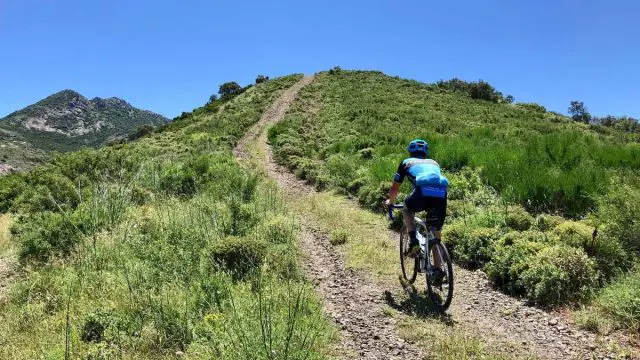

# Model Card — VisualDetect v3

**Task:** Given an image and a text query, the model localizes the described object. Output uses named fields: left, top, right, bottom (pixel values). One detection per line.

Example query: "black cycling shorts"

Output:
left=404, top=188, right=447, bottom=230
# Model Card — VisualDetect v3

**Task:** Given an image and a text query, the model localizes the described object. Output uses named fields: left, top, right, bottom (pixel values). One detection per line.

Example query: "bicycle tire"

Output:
left=426, top=242, right=454, bottom=311
left=399, top=225, right=418, bottom=284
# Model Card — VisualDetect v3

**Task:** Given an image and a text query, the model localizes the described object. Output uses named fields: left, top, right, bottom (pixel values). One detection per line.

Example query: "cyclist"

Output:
left=385, top=139, right=449, bottom=257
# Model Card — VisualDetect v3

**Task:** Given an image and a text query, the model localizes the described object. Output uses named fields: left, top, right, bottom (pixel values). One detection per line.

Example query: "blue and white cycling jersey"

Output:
left=393, top=158, right=449, bottom=198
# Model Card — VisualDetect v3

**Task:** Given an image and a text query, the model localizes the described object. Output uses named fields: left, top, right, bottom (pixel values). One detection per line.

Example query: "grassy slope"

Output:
left=269, top=70, right=640, bottom=216
left=0, top=74, right=337, bottom=359
left=243, top=113, right=530, bottom=359
left=270, top=70, right=640, bottom=329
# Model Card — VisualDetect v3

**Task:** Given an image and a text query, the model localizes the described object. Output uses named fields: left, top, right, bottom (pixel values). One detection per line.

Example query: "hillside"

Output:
left=0, top=90, right=168, bottom=171
left=0, top=75, right=342, bottom=359
left=269, top=70, right=640, bottom=334
left=1, top=71, right=638, bottom=359
left=0, top=129, right=46, bottom=173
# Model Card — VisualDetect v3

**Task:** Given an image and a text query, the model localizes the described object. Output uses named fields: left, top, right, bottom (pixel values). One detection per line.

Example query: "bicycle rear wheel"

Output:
left=399, top=226, right=418, bottom=284
left=426, top=242, right=454, bottom=311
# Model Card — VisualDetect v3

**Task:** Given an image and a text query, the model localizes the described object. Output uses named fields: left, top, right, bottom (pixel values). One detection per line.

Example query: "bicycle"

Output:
left=388, top=204, right=454, bottom=311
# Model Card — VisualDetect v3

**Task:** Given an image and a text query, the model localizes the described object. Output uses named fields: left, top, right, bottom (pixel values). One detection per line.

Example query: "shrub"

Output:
left=127, top=124, right=155, bottom=141
left=520, top=244, right=596, bottom=306
left=597, top=183, right=640, bottom=254
left=504, top=206, right=534, bottom=231
left=0, top=174, right=26, bottom=212
left=518, top=103, right=547, bottom=113
left=17, top=212, right=82, bottom=260
left=552, top=221, right=593, bottom=248
left=330, top=228, right=349, bottom=246
left=210, top=236, right=267, bottom=280
left=82, top=309, right=126, bottom=343
left=358, top=147, right=374, bottom=160
left=444, top=225, right=500, bottom=268
left=262, top=215, right=296, bottom=244
left=328, top=66, right=342, bottom=75
left=228, top=198, right=258, bottom=236
left=446, top=199, right=469, bottom=220
left=13, top=171, right=80, bottom=213
left=552, top=221, right=629, bottom=280
left=130, top=185, right=154, bottom=206
left=255, top=75, right=269, bottom=84
left=218, top=81, right=242, bottom=100
left=356, top=181, right=389, bottom=211
left=533, top=214, right=564, bottom=231
left=584, top=233, right=630, bottom=282
left=593, top=268, right=640, bottom=330
left=485, top=232, right=545, bottom=294
left=159, top=164, right=197, bottom=196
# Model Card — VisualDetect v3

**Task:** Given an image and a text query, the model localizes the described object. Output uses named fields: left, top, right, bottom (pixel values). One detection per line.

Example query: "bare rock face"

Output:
left=1, top=90, right=166, bottom=138
left=0, top=164, right=17, bottom=175
left=0, top=90, right=169, bottom=171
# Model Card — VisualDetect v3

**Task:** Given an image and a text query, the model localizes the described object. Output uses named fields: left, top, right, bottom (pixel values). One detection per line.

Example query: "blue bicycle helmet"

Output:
left=407, top=139, right=429, bottom=156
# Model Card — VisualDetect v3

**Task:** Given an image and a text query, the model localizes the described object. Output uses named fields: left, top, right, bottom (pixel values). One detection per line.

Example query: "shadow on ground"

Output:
left=384, top=277, right=454, bottom=326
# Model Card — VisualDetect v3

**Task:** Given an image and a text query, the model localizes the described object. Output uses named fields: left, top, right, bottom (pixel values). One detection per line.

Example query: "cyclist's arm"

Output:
left=387, top=161, right=406, bottom=204
left=388, top=182, right=401, bottom=203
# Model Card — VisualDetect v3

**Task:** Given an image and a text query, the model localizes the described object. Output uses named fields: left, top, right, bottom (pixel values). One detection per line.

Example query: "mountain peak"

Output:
left=0, top=90, right=169, bottom=164
left=45, top=89, right=85, bottom=102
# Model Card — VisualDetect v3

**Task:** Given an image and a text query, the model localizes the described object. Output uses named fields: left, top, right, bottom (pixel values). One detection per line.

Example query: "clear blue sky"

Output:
left=1, top=0, right=639, bottom=119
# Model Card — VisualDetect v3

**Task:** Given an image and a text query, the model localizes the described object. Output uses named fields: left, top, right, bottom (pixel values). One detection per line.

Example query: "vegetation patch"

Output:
left=0, top=74, right=336, bottom=359
left=269, top=69, right=640, bottom=313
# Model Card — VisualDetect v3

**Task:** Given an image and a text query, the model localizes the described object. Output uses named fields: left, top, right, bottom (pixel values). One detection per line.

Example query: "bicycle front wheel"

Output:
left=399, top=226, right=418, bottom=284
left=426, top=242, right=454, bottom=311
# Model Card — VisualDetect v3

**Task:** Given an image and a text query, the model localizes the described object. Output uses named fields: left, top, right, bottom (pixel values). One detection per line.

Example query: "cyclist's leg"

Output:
left=426, top=194, right=447, bottom=269
left=403, top=188, right=425, bottom=255
left=402, top=206, right=415, bottom=233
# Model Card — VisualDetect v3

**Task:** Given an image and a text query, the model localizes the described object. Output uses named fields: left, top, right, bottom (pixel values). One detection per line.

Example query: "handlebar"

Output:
left=387, top=204, right=404, bottom=220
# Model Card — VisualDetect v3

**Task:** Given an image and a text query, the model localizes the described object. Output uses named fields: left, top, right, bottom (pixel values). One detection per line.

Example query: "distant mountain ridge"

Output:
left=0, top=90, right=168, bottom=171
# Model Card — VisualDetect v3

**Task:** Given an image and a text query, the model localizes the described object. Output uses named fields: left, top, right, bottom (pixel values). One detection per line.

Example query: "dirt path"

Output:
left=235, top=76, right=424, bottom=359
left=234, top=77, right=636, bottom=360
left=446, top=266, right=628, bottom=359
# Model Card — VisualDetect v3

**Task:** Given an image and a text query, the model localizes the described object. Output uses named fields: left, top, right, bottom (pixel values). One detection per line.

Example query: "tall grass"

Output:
left=0, top=214, right=11, bottom=254
left=270, top=70, right=640, bottom=316
left=0, top=74, right=335, bottom=359
left=270, top=70, right=640, bottom=217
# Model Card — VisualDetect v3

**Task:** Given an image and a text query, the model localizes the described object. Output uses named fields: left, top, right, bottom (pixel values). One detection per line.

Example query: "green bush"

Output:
left=358, top=147, right=374, bottom=160
left=597, top=183, right=640, bottom=254
left=485, top=232, right=546, bottom=294
left=533, top=214, right=564, bottom=231
left=553, top=221, right=630, bottom=280
left=446, top=199, right=469, bottom=219
left=82, top=309, right=128, bottom=343
left=211, top=236, right=267, bottom=280
left=13, top=170, right=80, bottom=213
left=262, top=214, right=296, bottom=244
left=17, top=212, right=82, bottom=260
left=504, top=206, right=534, bottom=231
left=444, top=225, right=500, bottom=268
left=520, top=244, right=597, bottom=306
left=552, top=221, right=593, bottom=247
left=0, top=174, right=26, bottom=212
left=159, top=163, right=197, bottom=196
left=593, top=268, right=640, bottom=330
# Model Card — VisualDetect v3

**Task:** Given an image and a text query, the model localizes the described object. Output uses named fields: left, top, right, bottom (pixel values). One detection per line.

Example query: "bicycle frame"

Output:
left=389, top=204, right=454, bottom=310
left=415, top=217, right=435, bottom=274
left=389, top=205, right=441, bottom=274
